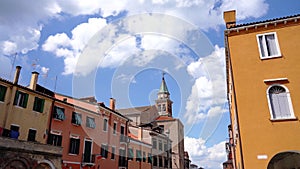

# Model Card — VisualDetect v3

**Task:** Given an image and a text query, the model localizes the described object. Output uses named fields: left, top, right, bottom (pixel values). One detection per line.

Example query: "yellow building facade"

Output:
left=224, top=11, right=300, bottom=169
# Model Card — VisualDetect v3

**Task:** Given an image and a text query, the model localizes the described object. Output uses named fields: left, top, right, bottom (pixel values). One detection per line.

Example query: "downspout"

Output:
left=224, top=30, right=245, bottom=169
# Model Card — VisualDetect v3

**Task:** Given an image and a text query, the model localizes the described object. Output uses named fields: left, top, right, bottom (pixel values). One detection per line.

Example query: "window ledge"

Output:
left=68, top=153, right=78, bottom=156
left=260, top=55, right=282, bottom=60
left=72, top=123, right=81, bottom=126
left=270, top=117, right=298, bottom=122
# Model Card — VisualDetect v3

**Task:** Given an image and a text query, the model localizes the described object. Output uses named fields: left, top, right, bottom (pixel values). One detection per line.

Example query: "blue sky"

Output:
left=0, top=0, right=299, bottom=168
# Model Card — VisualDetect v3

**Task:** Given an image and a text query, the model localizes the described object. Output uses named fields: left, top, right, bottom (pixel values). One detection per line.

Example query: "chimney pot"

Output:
left=29, top=71, right=39, bottom=90
left=109, top=98, right=115, bottom=111
left=13, top=66, right=22, bottom=84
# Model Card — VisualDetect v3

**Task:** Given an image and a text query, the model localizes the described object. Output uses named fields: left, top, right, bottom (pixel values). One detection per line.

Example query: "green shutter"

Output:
left=23, top=93, right=29, bottom=108
left=40, top=99, right=45, bottom=113
left=13, top=90, right=19, bottom=105
left=0, top=85, right=7, bottom=101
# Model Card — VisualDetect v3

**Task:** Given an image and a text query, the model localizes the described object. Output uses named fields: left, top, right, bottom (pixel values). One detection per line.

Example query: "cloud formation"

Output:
left=185, top=136, right=227, bottom=169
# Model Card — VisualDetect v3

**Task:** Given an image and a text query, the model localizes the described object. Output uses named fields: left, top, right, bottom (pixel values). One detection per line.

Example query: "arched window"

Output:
left=267, top=85, right=295, bottom=120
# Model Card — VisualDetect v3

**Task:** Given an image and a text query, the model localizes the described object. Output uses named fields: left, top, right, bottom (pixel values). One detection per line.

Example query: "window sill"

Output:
left=260, top=55, right=282, bottom=60
left=72, top=123, right=81, bottom=126
left=270, top=117, right=298, bottom=122
left=68, top=153, right=78, bottom=156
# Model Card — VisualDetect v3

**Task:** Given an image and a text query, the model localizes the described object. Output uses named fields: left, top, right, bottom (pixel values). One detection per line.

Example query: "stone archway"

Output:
left=3, top=158, right=30, bottom=169
left=36, top=160, right=55, bottom=169
left=267, top=151, right=300, bottom=169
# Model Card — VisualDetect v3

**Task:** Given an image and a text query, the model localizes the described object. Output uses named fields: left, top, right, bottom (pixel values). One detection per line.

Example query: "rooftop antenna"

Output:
left=9, top=52, right=17, bottom=80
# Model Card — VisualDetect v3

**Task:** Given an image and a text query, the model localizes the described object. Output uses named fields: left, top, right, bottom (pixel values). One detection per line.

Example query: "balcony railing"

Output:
left=120, top=135, right=128, bottom=143
left=82, top=153, right=95, bottom=165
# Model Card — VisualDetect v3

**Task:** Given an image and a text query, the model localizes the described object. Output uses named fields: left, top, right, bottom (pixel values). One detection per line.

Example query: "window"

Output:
left=152, top=138, right=157, bottom=149
left=27, top=129, right=36, bottom=142
left=128, top=148, right=134, bottom=161
left=71, top=112, right=82, bottom=125
left=267, top=85, right=295, bottom=120
left=257, top=32, right=281, bottom=59
left=47, top=133, right=62, bottom=146
left=86, top=116, right=96, bottom=128
left=10, top=125, right=19, bottom=139
left=143, top=151, right=146, bottom=162
left=33, top=97, right=45, bottom=113
left=101, top=144, right=108, bottom=158
left=153, top=155, right=157, bottom=166
left=0, top=85, right=7, bottom=102
left=159, top=140, right=163, bottom=151
left=164, top=157, right=169, bottom=168
left=159, top=156, right=163, bottom=167
left=53, top=106, right=65, bottom=121
left=148, top=153, right=152, bottom=164
left=164, top=142, right=168, bottom=152
left=119, top=148, right=126, bottom=167
left=136, top=150, right=142, bottom=162
left=103, top=118, right=108, bottom=131
left=13, top=91, right=28, bottom=108
left=113, top=122, right=117, bottom=134
left=69, top=137, right=80, bottom=154
left=111, top=147, right=115, bottom=160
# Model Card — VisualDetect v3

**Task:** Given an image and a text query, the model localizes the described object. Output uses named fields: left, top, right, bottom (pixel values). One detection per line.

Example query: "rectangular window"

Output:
left=159, top=156, right=163, bottom=167
left=113, top=122, right=117, bottom=134
left=164, top=142, right=167, bottom=152
left=33, top=97, right=45, bottom=113
left=153, top=155, right=157, bottom=166
left=143, top=151, right=146, bottom=162
left=148, top=153, right=152, bottom=164
left=71, top=112, right=82, bottom=125
left=101, top=144, right=108, bottom=158
left=13, top=91, right=29, bottom=108
left=128, top=148, right=134, bottom=161
left=152, top=138, right=157, bottom=149
left=53, top=106, right=65, bottom=121
left=159, top=140, right=163, bottom=151
left=0, top=85, right=7, bottom=102
left=257, top=32, right=281, bottom=59
left=27, top=129, right=36, bottom=142
left=86, top=116, right=96, bottom=128
left=47, top=133, right=62, bottom=146
left=103, top=119, right=108, bottom=131
left=111, top=147, right=115, bottom=160
left=164, top=157, right=169, bottom=168
left=136, top=150, right=142, bottom=162
left=69, top=137, right=80, bottom=154
left=10, top=125, right=19, bottom=139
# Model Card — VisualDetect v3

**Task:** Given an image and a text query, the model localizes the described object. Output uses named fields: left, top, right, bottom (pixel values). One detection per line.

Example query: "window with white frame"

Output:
left=69, top=136, right=80, bottom=154
left=267, top=85, right=295, bottom=120
left=257, top=32, right=281, bottom=59
left=113, top=122, right=117, bottom=134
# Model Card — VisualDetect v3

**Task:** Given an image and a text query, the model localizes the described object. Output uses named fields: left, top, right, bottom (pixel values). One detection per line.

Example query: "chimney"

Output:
left=13, top=66, right=22, bottom=84
left=138, top=127, right=143, bottom=140
left=109, top=98, right=115, bottom=111
left=29, top=71, right=39, bottom=90
left=223, top=10, right=236, bottom=29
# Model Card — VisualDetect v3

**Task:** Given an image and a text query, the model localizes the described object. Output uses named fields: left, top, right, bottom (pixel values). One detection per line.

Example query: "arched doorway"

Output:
left=36, top=160, right=55, bottom=169
left=3, top=159, right=29, bottom=169
left=268, top=151, right=300, bottom=169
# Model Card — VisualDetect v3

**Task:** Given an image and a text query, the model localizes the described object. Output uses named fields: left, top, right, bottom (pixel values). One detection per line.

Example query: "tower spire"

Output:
left=159, top=72, right=169, bottom=94
left=156, top=72, right=173, bottom=117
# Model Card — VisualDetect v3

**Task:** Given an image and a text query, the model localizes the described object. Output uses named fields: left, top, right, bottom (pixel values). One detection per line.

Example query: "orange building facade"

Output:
left=224, top=11, right=300, bottom=169
left=50, top=94, right=130, bottom=169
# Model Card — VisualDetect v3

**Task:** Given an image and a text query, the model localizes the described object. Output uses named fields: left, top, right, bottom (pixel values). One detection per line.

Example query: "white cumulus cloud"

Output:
left=185, top=136, right=227, bottom=169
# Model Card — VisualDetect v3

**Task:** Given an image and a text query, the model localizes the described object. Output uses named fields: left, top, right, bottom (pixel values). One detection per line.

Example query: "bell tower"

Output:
left=155, top=73, right=173, bottom=117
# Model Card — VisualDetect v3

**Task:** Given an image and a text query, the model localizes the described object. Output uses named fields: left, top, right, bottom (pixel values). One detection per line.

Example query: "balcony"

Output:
left=82, top=153, right=95, bottom=166
left=120, top=135, right=128, bottom=143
